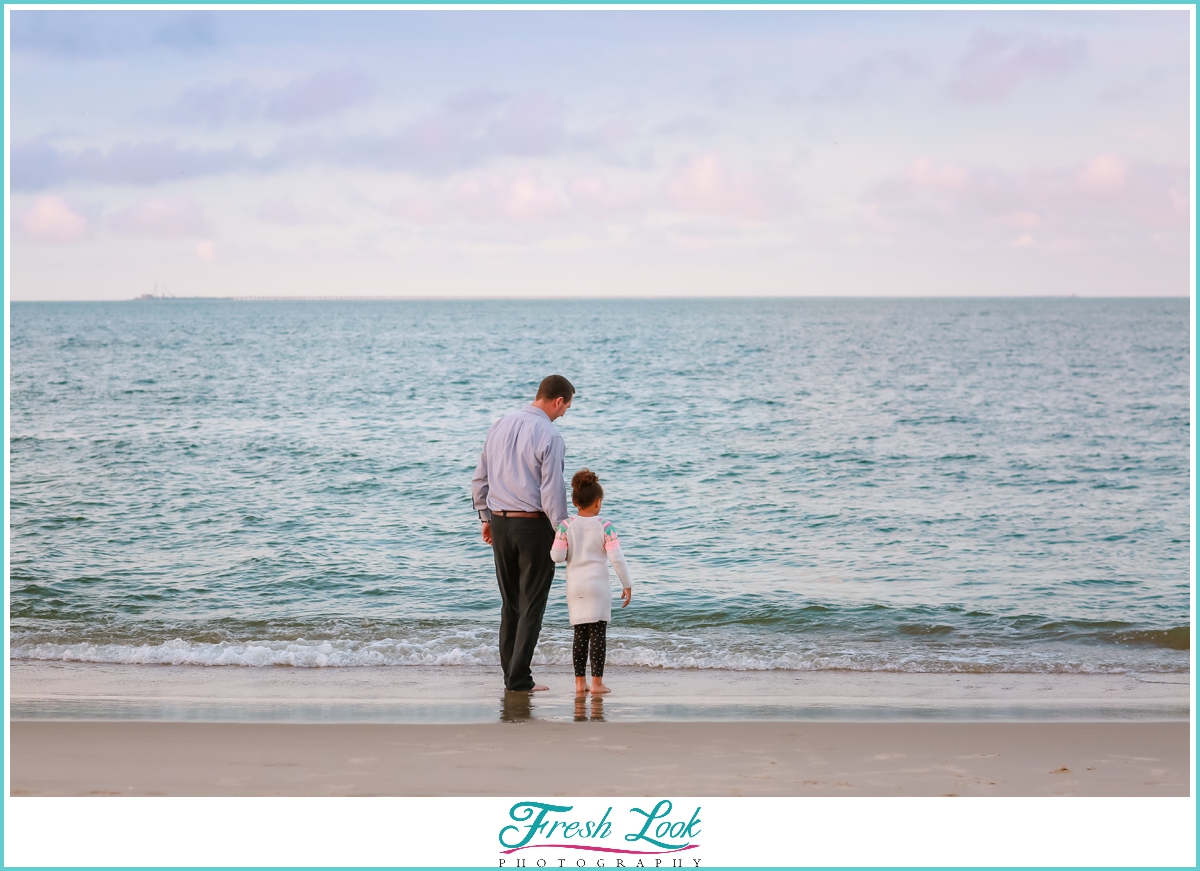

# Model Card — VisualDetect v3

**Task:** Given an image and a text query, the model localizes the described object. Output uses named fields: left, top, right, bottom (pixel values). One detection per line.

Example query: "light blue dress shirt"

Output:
left=471, top=405, right=568, bottom=526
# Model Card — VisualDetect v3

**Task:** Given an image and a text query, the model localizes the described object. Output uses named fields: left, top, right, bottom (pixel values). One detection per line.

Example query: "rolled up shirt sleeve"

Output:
left=540, top=433, right=569, bottom=527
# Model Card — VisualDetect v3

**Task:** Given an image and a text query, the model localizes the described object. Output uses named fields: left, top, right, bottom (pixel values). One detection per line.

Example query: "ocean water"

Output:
left=7, top=298, right=1192, bottom=676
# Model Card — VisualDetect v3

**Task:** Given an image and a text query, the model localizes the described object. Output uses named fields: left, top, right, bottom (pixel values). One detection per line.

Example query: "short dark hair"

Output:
left=536, top=374, right=575, bottom=402
left=571, top=468, right=603, bottom=509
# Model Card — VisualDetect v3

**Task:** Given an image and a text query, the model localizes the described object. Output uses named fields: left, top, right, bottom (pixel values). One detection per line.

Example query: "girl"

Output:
left=551, top=469, right=633, bottom=695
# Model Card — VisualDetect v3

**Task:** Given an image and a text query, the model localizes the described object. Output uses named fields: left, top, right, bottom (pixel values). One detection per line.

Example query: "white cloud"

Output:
left=256, top=196, right=319, bottom=225
left=949, top=30, right=1088, bottom=102
left=568, top=175, right=645, bottom=218
left=195, top=239, right=216, bottom=261
left=807, top=51, right=925, bottom=103
left=657, top=114, right=720, bottom=137
left=109, top=199, right=207, bottom=238
left=168, top=67, right=375, bottom=127
left=267, top=67, right=375, bottom=124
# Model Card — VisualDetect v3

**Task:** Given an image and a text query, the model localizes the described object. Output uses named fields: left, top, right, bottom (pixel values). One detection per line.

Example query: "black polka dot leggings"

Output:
left=572, top=621, right=607, bottom=678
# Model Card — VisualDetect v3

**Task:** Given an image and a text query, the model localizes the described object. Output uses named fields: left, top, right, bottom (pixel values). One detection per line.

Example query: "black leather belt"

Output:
left=491, top=510, right=547, bottom=519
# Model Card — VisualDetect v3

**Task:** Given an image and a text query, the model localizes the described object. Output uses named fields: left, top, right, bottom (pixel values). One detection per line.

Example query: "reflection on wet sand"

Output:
left=13, top=662, right=1187, bottom=726
left=499, top=692, right=534, bottom=722
left=499, top=690, right=606, bottom=723
left=574, top=694, right=605, bottom=722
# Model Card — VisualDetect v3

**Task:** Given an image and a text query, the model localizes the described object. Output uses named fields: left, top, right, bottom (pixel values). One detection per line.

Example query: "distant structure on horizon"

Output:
left=135, top=281, right=175, bottom=301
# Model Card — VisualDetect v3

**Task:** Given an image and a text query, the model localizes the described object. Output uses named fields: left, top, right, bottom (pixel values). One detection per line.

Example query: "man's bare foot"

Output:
left=590, top=682, right=611, bottom=694
left=530, top=684, right=550, bottom=692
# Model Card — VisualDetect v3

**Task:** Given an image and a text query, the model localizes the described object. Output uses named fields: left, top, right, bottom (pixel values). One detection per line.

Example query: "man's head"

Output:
left=533, top=374, right=574, bottom=421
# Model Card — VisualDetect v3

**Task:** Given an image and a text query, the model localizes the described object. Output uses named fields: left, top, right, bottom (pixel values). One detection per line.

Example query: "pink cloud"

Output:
left=109, top=198, right=207, bottom=238
left=14, top=195, right=89, bottom=243
left=390, top=172, right=651, bottom=226
left=908, top=158, right=968, bottom=191
left=863, top=154, right=1187, bottom=250
left=452, top=174, right=564, bottom=222
left=662, top=153, right=798, bottom=221
left=1077, top=153, right=1127, bottom=195
left=568, top=175, right=645, bottom=218
left=387, top=161, right=799, bottom=229
left=950, top=30, right=1087, bottom=102
left=391, top=174, right=566, bottom=225
left=387, top=195, right=448, bottom=224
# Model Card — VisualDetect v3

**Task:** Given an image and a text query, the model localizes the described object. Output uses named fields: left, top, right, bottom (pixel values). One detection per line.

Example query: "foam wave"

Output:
left=10, top=632, right=1190, bottom=674
left=10, top=638, right=498, bottom=668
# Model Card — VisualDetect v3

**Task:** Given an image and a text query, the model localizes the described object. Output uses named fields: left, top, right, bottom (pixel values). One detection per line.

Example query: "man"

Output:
left=471, top=375, right=574, bottom=692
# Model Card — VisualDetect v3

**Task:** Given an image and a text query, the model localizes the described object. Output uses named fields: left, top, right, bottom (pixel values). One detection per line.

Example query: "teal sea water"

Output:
left=8, top=298, right=1191, bottom=675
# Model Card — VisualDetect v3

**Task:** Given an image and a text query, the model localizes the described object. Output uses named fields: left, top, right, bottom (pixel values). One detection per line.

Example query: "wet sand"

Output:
left=9, top=719, right=1189, bottom=796
left=10, top=661, right=1189, bottom=797
left=9, top=660, right=1191, bottom=722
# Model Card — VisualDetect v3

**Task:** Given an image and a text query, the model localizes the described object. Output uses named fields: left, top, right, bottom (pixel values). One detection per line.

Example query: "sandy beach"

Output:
left=9, top=719, right=1189, bottom=797
left=9, top=661, right=1190, bottom=797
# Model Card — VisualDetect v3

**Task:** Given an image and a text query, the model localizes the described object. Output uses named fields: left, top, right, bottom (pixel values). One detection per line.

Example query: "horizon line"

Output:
left=8, top=294, right=1192, bottom=303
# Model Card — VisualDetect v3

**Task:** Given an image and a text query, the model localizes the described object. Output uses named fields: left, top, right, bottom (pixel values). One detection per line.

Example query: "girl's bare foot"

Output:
left=590, top=681, right=611, bottom=694
left=575, top=678, right=588, bottom=695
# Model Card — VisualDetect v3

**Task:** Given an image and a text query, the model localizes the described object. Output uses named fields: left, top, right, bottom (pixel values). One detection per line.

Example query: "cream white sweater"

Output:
left=550, top=515, right=633, bottom=625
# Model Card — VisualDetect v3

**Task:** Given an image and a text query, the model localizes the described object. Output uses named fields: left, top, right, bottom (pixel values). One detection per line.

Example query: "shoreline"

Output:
left=9, top=661, right=1191, bottom=798
left=10, top=660, right=1190, bottom=724
left=10, top=720, right=1190, bottom=797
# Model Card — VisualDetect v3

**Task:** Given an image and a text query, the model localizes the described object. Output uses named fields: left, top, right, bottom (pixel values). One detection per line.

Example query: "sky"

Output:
left=6, top=8, right=1193, bottom=300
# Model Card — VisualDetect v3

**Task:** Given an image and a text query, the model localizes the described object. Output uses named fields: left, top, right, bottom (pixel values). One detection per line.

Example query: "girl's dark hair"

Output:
left=571, top=468, right=603, bottom=508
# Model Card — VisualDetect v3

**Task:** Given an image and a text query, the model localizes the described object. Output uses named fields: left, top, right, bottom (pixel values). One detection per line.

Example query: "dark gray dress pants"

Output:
left=490, top=515, right=556, bottom=691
